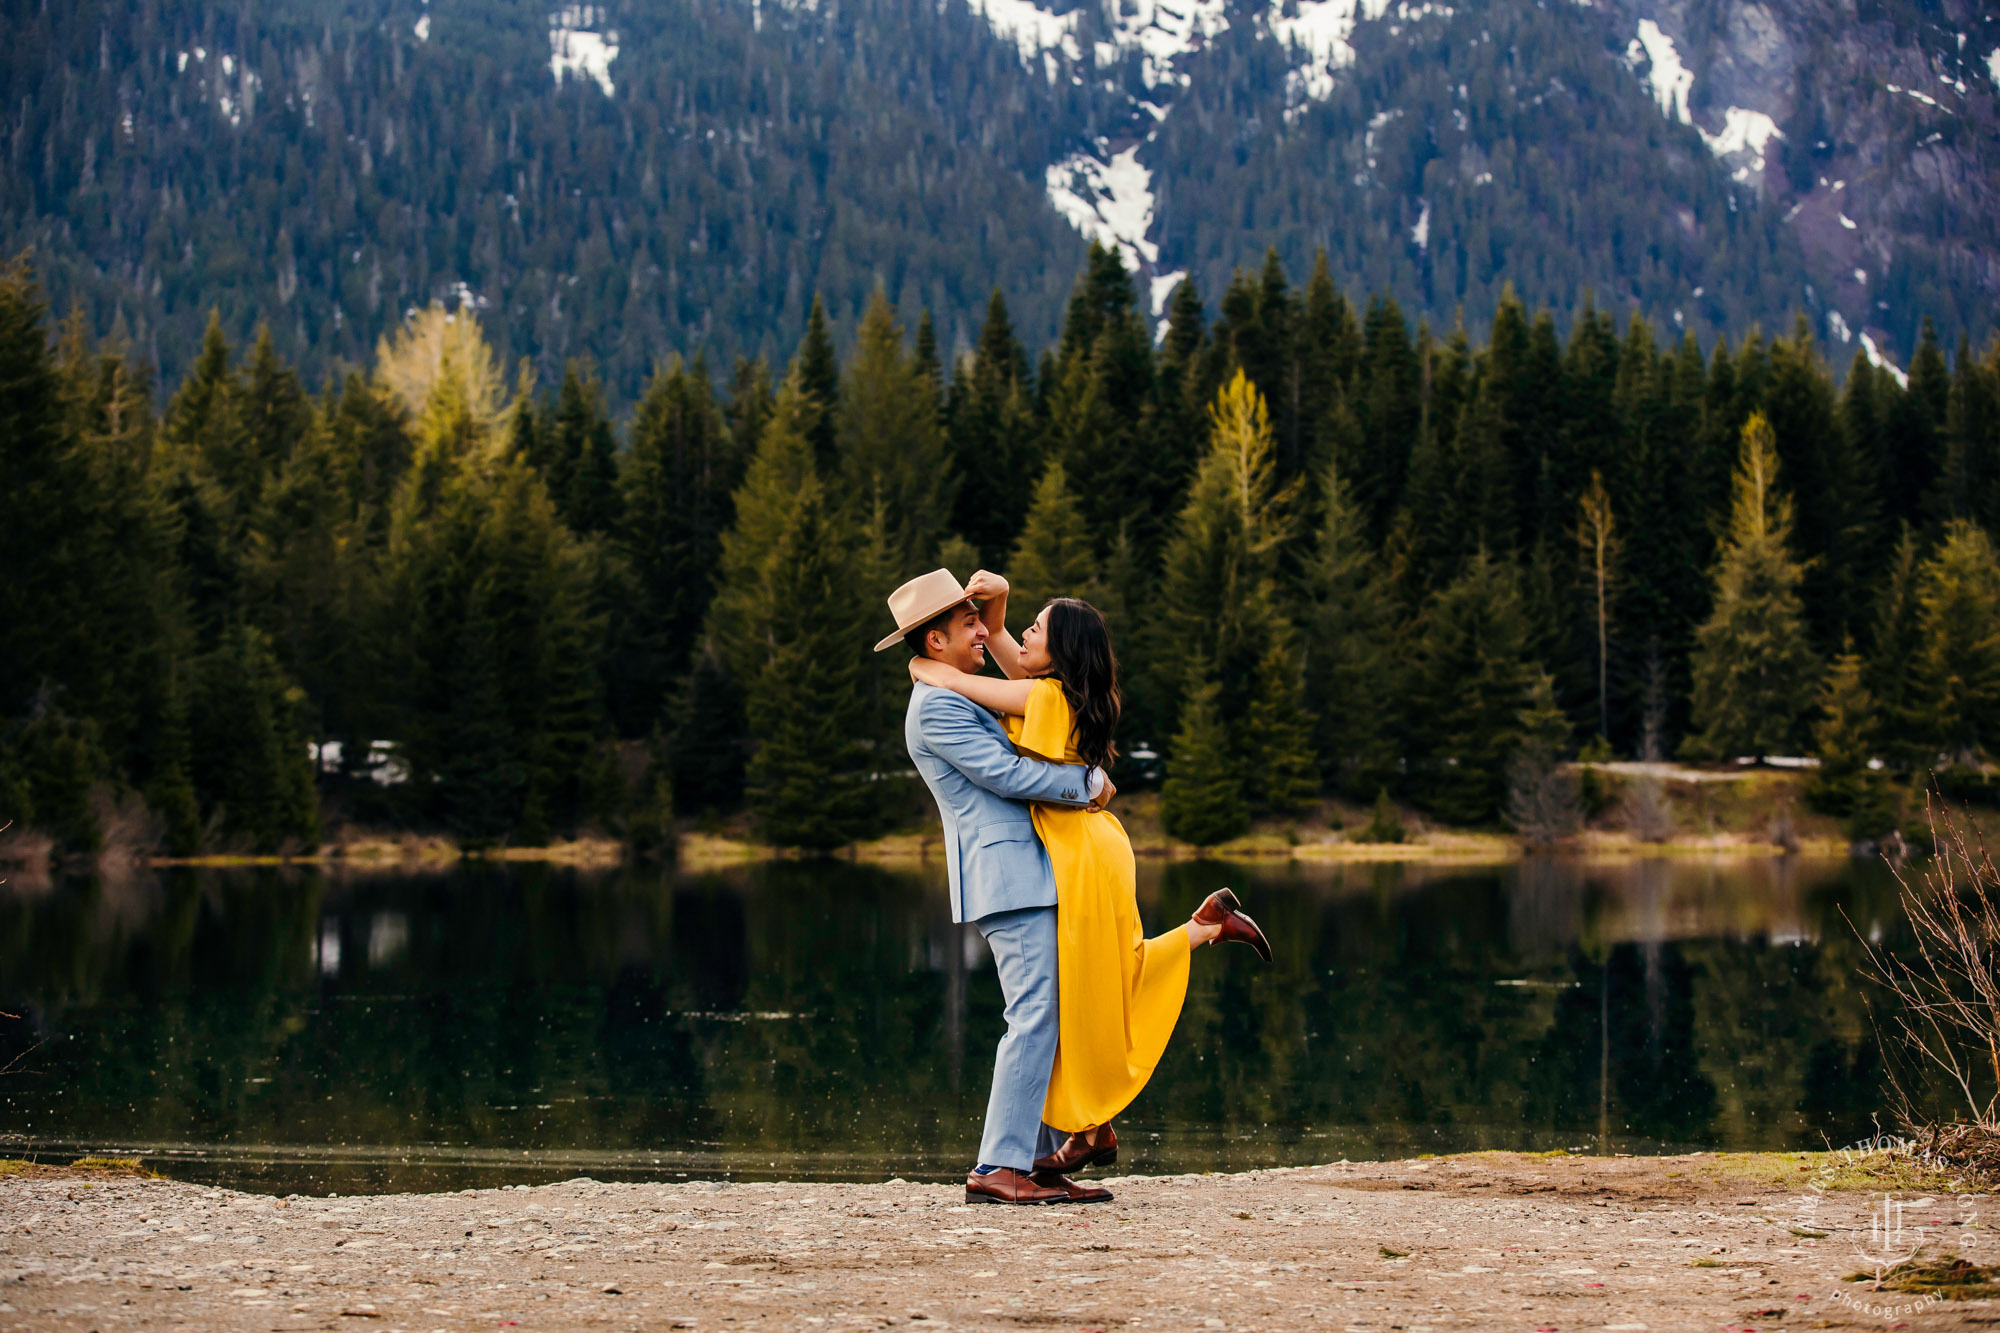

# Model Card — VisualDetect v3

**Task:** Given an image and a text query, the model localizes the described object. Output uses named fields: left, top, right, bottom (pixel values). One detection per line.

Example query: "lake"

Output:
left=0, top=854, right=1913, bottom=1195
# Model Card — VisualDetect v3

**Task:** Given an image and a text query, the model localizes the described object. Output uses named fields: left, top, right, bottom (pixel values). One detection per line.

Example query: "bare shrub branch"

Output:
left=1855, top=793, right=2000, bottom=1132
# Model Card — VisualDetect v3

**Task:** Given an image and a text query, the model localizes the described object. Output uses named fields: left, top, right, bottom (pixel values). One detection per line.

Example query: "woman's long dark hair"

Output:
left=1039, top=598, right=1120, bottom=771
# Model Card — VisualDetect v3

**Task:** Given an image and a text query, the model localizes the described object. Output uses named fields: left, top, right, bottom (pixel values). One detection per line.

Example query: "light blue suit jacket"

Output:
left=904, top=682, right=1095, bottom=924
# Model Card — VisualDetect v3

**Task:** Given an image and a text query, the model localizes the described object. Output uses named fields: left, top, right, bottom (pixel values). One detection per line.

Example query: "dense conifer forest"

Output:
left=2, top=244, right=1998, bottom=857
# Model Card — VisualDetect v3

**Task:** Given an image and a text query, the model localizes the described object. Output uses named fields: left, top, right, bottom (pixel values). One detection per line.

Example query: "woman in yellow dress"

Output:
left=908, top=572, right=1271, bottom=1175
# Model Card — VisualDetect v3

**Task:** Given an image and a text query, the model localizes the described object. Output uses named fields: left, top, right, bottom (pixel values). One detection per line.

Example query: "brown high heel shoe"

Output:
left=1034, top=1123, right=1118, bottom=1174
left=1193, top=888, right=1273, bottom=962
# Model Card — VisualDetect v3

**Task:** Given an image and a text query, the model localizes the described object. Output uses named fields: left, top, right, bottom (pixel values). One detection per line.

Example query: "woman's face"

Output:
left=1018, top=605, right=1054, bottom=676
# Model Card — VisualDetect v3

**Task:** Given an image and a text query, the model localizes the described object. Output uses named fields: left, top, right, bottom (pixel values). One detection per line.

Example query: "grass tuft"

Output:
left=67, top=1156, right=157, bottom=1177
left=1847, top=1255, right=2000, bottom=1300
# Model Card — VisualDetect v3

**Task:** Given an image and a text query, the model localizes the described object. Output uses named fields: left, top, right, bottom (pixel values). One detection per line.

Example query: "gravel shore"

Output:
left=1, top=1152, right=1985, bottom=1331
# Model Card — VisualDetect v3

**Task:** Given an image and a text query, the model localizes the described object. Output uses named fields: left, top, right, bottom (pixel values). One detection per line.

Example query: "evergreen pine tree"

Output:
left=668, top=643, right=747, bottom=814
left=1154, top=370, right=1299, bottom=723
left=1401, top=550, right=1540, bottom=824
left=1049, top=243, right=1159, bottom=548
left=796, top=294, right=841, bottom=475
left=1687, top=412, right=1821, bottom=759
left=1866, top=528, right=1929, bottom=772
left=1353, top=295, right=1420, bottom=541
left=1240, top=620, right=1320, bottom=815
left=709, top=372, right=822, bottom=684
left=1160, top=663, right=1249, bottom=847
left=611, top=355, right=741, bottom=731
left=1297, top=248, right=1361, bottom=462
left=1006, top=461, right=1097, bottom=616
left=946, top=290, right=1041, bottom=566
left=1937, top=336, right=2000, bottom=531
left=1301, top=464, right=1398, bottom=796
left=550, top=360, right=621, bottom=535
left=1913, top=520, right=2000, bottom=765
left=744, top=487, right=875, bottom=849
left=239, top=325, right=311, bottom=504
left=837, top=292, right=956, bottom=578
left=1764, top=317, right=1874, bottom=646
left=188, top=624, right=320, bottom=852
left=724, top=355, right=775, bottom=464
left=1506, top=670, right=1580, bottom=846
left=1806, top=645, right=1892, bottom=835
left=1882, top=319, right=1947, bottom=528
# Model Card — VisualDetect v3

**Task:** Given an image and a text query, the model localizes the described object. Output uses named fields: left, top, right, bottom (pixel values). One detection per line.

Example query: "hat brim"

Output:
left=874, top=593, right=974, bottom=652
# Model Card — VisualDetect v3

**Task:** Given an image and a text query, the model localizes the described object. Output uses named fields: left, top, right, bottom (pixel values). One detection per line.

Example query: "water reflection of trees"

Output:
left=0, top=856, right=1912, bottom=1186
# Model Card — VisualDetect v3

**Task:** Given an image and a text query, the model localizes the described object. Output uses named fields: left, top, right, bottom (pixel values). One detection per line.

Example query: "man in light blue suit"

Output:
left=875, top=568, right=1110, bottom=1205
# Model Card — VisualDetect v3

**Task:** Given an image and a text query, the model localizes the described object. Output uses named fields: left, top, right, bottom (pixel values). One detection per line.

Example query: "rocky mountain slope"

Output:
left=2, top=0, right=1992, bottom=396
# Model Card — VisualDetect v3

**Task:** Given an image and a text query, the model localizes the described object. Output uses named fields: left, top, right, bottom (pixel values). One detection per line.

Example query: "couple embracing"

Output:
left=876, top=568, right=1272, bottom=1206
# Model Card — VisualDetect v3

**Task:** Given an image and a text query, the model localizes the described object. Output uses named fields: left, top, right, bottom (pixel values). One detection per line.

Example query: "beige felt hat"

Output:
left=874, top=569, right=972, bottom=653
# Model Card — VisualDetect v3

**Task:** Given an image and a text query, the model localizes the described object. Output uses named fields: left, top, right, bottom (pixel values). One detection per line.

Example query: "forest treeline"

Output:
left=3, top=243, right=1998, bottom=857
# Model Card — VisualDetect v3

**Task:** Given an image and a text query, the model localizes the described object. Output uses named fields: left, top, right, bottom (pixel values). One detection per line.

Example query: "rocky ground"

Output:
left=6, top=1151, right=2000, bottom=1332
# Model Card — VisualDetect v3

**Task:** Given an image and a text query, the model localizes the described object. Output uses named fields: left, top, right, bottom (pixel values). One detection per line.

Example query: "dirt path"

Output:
left=3, top=1153, right=1992, bottom=1332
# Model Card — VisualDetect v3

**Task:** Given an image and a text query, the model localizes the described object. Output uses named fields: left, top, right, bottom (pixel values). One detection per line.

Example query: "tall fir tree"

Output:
left=1159, top=662, right=1249, bottom=847
left=1913, top=520, right=2000, bottom=765
left=744, top=486, right=875, bottom=849
left=1239, top=619, right=1320, bottom=816
left=709, top=372, right=823, bottom=685
left=796, top=294, right=841, bottom=476
left=1301, top=465, right=1399, bottom=797
left=610, top=356, right=742, bottom=733
left=1687, top=412, right=1821, bottom=759
left=1401, top=550, right=1541, bottom=824
left=946, top=289, right=1041, bottom=565
left=1005, top=461, right=1097, bottom=617
left=188, top=624, right=320, bottom=852
left=837, top=292, right=956, bottom=579
left=1153, top=370, right=1299, bottom=731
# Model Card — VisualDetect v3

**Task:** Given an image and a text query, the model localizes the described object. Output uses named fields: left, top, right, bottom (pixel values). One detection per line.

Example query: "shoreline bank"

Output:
left=2, top=1150, right=1977, bottom=1331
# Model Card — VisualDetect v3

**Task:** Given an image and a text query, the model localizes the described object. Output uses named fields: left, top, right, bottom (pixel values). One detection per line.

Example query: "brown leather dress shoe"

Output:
left=1034, top=1124, right=1118, bottom=1174
left=1193, top=888, right=1273, bottom=962
left=1030, top=1169, right=1113, bottom=1203
left=965, top=1166, right=1070, bottom=1205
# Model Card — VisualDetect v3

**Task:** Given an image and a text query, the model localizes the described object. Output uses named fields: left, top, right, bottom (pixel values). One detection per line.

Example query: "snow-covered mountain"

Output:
left=963, top=0, right=1996, bottom=366
left=3, top=0, right=1993, bottom=395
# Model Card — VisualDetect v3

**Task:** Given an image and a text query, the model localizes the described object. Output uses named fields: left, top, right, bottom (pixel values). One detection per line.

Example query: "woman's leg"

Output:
left=1185, top=917, right=1223, bottom=947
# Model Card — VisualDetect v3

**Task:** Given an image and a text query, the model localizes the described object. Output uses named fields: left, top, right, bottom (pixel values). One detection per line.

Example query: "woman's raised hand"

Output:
left=963, top=569, right=1009, bottom=604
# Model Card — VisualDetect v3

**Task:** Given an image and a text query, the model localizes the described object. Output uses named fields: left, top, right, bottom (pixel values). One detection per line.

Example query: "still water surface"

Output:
left=0, top=855, right=1909, bottom=1194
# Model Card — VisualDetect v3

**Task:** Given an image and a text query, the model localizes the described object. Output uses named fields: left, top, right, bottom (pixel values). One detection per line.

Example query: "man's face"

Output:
left=925, top=602, right=988, bottom=673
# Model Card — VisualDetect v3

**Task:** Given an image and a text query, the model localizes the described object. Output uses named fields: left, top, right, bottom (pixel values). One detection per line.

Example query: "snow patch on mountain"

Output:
left=1859, top=332, right=1908, bottom=388
left=1624, top=20, right=1783, bottom=188
left=1046, top=145, right=1161, bottom=279
left=967, top=0, right=1081, bottom=67
left=1706, top=107, right=1783, bottom=183
left=1115, top=0, right=1231, bottom=90
left=414, top=14, right=431, bottom=41
left=1988, top=49, right=2000, bottom=86
left=550, top=5, right=619, bottom=96
left=1630, top=19, right=1692, bottom=123
left=1270, top=0, right=1388, bottom=99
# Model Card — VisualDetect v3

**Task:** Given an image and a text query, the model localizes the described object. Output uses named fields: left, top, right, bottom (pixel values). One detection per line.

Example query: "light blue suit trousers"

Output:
left=973, top=905, right=1063, bottom=1170
left=904, top=683, right=1094, bottom=1170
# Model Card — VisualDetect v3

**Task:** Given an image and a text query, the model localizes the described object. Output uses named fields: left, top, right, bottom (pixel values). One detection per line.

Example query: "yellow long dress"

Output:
left=1006, top=677, right=1191, bottom=1133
